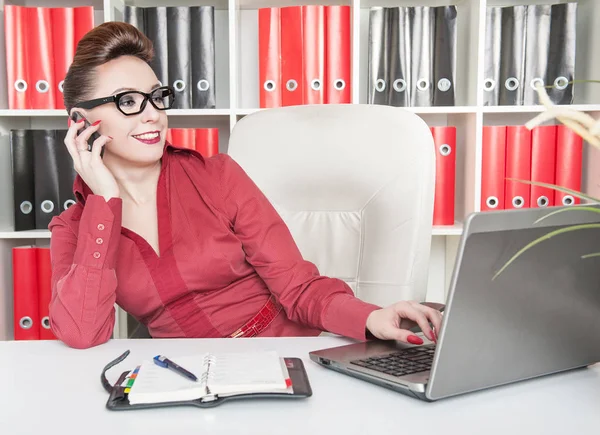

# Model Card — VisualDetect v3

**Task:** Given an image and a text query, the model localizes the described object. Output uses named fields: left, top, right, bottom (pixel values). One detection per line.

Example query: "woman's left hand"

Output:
left=365, top=301, right=443, bottom=345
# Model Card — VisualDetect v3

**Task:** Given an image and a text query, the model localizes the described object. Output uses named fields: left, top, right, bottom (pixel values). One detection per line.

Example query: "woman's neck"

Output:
left=105, top=157, right=162, bottom=206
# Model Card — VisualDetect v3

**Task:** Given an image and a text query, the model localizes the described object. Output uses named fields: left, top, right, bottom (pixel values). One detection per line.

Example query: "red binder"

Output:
left=280, top=6, right=304, bottom=106
left=505, top=126, right=532, bottom=210
left=430, top=126, right=456, bottom=225
left=325, top=6, right=351, bottom=104
left=170, top=128, right=196, bottom=150
left=530, top=125, right=557, bottom=208
left=481, top=126, right=507, bottom=211
left=258, top=8, right=281, bottom=108
left=555, top=125, right=583, bottom=206
left=302, top=5, right=325, bottom=104
left=12, top=246, right=40, bottom=340
left=36, top=247, right=55, bottom=340
left=51, top=7, right=75, bottom=109
left=28, top=7, right=56, bottom=109
left=195, top=128, right=219, bottom=157
left=73, top=6, right=94, bottom=51
left=4, top=5, right=29, bottom=109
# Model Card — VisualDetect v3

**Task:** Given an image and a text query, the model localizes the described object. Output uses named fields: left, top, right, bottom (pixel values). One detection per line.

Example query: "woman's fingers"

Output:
left=74, top=120, right=101, bottom=152
left=395, top=303, right=435, bottom=342
left=90, top=135, right=111, bottom=160
left=415, top=304, right=443, bottom=339
left=64, top=119, right=85, bottom=160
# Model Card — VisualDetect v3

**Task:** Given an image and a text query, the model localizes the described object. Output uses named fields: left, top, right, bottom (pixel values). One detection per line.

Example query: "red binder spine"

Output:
left=505, top=125, right=532, bottom=209
left=12, top=246, right=40, bottom=340
left=51, top=8, right=75, bottom=109
left=481, top=126, right=507, bottom=211
left=258, top=8, right=281, bottom=108
left=280, top=6, right=304, bottom=106
left=4, top=5, right=29, bottom=109
left=170, top=128, right=196, bottom=150
left=530, top=125, right=557, bottom=208
left=73, top=6, right=94, bottom=51
left=195, top=128, right=219, bottom=157
left=302, top=5, right=325, bottom=104
left=28, top=7, right=56, bottom=109
left=430, top=127, right=456, bottom=225
left=325, top=5, right=351, bottom=104
left=555, top=125, right=583, bottom=206
left=36, top=247, right=55, bottom=340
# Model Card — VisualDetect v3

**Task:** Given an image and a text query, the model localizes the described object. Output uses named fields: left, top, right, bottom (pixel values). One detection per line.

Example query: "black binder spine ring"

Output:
left=19, top=316, right=33, bottom=330
left=286, top=79, right=298, bottom=92
left=437, top=78, right=451, bottom=92
left=375, top=79, right=386, bottom=92
left=554, top=76, right=569, bottom=90
left=504, top=77, right=519, bottom=92
left=14, top=79, right=27, bottom=92
left=393, top=79, right=407, bottom=93
left=483, top=78, right=496, bottom=92
left=41, top=199, right=55, bottom=214
left=173, top=80, right=187, bottom=92
left=530, top=78, right=544, bottom=91
left=486, top=196, right=499, bottom=209
left=36, top=80, right=49, bottom=93
left=537, top=196, right=549, bottom=207
left=264, top=80, right=276, bottom=92
left=417, top=78, right=430, bottom=92
left=310, top=79, right=322, bottom=91
left=197, top=80, right=210, bottom=91
left=20, top=200, right=33, bottom=215
left=63, top=199, right=75, bottom=210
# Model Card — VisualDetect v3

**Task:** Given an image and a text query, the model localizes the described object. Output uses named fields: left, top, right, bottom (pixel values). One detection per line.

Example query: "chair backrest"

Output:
left=227, top=104, right=435, bottom=307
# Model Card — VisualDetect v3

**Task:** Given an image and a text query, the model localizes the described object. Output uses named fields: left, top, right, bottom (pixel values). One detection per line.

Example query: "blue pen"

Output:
left=153, top=355, right=198, bottom=382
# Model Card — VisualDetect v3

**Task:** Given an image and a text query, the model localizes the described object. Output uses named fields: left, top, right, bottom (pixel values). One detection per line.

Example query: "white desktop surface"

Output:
left=1, top=336, right=599, bottom=435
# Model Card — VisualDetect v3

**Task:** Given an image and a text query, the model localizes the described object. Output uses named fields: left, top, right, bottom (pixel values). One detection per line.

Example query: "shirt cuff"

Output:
left=73, top=195, right=122, bottom=269
left=323, top=294, right=381, bottom=341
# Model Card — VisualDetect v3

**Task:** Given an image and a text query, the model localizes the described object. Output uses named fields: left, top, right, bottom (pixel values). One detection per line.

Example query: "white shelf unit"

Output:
left=0, top=0, right=598, bottom=340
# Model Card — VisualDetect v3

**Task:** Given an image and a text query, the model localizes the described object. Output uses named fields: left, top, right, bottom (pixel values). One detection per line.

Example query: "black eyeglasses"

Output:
left=74, top=86, right=175, bottom=116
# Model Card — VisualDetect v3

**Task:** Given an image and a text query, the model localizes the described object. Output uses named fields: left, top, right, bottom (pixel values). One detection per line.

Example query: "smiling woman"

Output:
left=48, top=22, right=443, bottom=350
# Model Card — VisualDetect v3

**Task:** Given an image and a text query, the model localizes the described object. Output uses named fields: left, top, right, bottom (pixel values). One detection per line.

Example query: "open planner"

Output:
left=101, top=349, right=312, bottom=410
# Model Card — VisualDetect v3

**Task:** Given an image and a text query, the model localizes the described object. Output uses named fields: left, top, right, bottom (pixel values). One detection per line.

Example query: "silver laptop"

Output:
left=309, top=205, right=600, bottom=401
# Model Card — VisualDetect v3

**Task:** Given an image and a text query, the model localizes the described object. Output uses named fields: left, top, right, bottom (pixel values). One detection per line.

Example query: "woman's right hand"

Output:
left=64, top=119, right=119, bottom=202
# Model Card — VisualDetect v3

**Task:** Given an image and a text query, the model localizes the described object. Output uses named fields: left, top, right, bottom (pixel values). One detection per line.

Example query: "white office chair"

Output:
left=227, top=104, right=436, bottom=307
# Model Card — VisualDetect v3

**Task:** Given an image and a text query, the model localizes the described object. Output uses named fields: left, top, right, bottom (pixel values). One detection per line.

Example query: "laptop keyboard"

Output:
left=349, top=344, right=435, bottom=377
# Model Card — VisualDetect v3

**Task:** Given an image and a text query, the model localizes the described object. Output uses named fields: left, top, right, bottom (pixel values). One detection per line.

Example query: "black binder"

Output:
left=124, top=5, right=145, bottom=34
left=145, top=7, right=169, bottom=88
left=368, top=7, right=390, bottom=105
left=101, top=350, right=313, bottom=410
left=389, top=6, right=411, bottom=107
left=10, top=129, right=35, bottom=231
left=432, top=6, right=457, bottom=106
left=33, top=130, right=61, bottom=230
left=190, top=6, right=216, bottom=109
left=546, top=2, right=577, bottom=105
left=167, top=6, right=192, bottom=109
left=54, top=129, right=77, bottom=213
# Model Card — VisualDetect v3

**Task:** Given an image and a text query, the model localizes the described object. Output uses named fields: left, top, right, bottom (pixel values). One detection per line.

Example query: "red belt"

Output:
left=229, top=295, right=282, bottom=338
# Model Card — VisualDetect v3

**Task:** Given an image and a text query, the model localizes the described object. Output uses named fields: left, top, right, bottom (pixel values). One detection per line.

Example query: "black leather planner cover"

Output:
left=33, top=130, right=61, bottom=230
left=124, top=5, right=145, bottom=34
left=10, top=129, right=35, bottom=231
left=368, top=7, right=390, bottom=105
left=145, top=7, right=169, bottom=89
left=167, top=6, right=192, bottom=109
left=432, top=6, right=456, bottom=106
left=102, top=350, right=313, bottom=410
left=546, top=2, right=576, bottom=105
left=190, top=6, right=216, bottom=109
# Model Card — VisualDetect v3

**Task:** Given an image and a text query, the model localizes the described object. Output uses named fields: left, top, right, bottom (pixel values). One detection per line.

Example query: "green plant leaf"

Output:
left=505, top=178, right=600, bottom=203
left=582, top=252, right=600, bottom=259
left=534, top=206, right=600, bottom=224
left=492, top=223, right=600, bottom=281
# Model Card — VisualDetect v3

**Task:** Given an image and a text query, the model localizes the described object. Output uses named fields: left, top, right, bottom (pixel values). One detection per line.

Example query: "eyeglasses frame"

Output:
left=73, top=85, right=175, bottom=116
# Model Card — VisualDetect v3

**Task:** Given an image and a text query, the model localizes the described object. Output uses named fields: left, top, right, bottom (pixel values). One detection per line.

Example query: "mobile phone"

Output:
left=71, top=110, right=103, bottom=156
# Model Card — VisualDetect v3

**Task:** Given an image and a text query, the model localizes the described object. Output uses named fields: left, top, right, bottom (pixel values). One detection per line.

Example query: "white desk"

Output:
left=1, top=336, right=599, bottom=435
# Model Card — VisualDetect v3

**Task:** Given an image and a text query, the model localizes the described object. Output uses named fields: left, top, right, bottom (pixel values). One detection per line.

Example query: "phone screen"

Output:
left=71, top=111, right=103, bottom=156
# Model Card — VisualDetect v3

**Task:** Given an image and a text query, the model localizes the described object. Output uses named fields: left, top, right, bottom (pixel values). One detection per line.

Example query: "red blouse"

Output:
left=48, top=144, right=380, bottom=349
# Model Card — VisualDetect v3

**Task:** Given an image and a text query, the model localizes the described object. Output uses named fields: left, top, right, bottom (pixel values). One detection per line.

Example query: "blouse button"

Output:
left=97, top=223, right=105, bottom=231
left=93, top=252, right=101, bottom=259
left=96, top=238, right=103, bottom=245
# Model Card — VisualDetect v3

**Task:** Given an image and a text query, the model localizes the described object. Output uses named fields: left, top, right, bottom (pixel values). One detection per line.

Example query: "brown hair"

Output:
left=62, top=21, right=154, bottom=114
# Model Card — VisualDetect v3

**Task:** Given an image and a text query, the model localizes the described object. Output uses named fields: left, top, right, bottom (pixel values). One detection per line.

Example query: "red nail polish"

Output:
left=92, top=120, right=101, bottom=126
left=407, top=335, right=424, bottom=345
left=429, top=331, right=435, bottom=341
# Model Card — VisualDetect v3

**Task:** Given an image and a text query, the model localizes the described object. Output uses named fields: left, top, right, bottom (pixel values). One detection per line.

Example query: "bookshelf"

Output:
left=0, top=0, right=598, bottom=341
